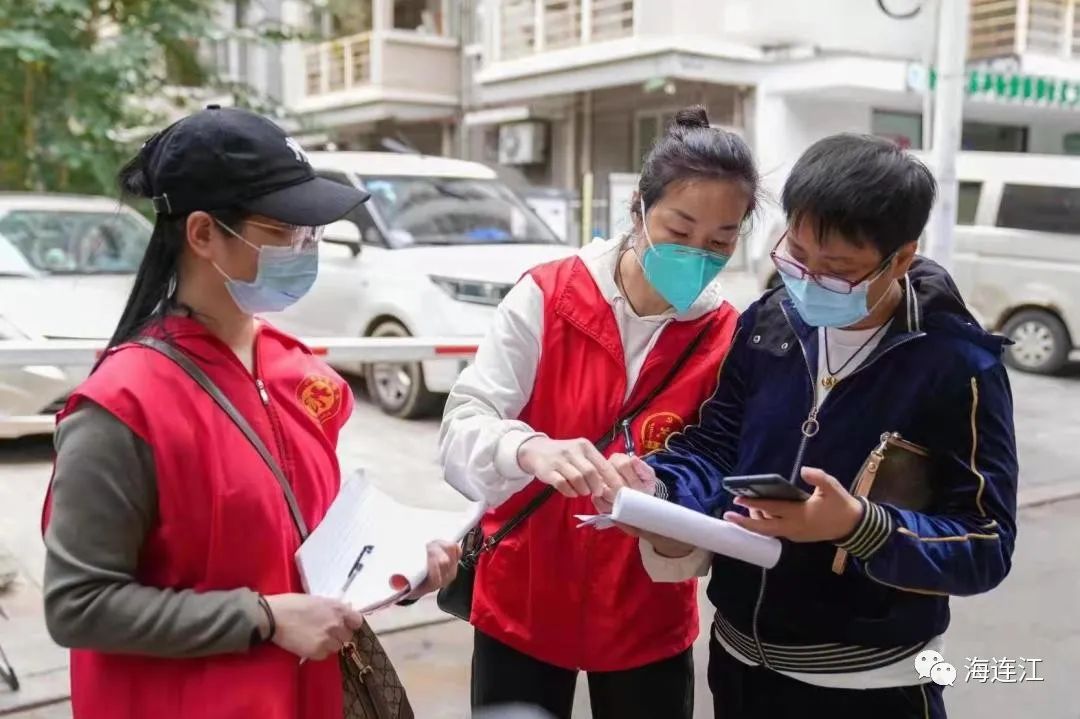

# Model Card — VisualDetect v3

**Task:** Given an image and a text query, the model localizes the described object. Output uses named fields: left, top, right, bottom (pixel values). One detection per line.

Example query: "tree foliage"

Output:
left=0, top=0, right=298, bottom=195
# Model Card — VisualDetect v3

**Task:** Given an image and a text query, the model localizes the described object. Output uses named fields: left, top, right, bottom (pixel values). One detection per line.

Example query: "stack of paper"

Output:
left=577, top=489, right=782, bottom=569
left=296, top=472, right=485, bottom=613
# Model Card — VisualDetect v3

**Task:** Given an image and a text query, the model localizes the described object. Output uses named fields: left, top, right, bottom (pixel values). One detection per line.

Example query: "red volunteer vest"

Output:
left=42, top=317, right=353, bottom=719
left=471, top=257, right=739, bottom=671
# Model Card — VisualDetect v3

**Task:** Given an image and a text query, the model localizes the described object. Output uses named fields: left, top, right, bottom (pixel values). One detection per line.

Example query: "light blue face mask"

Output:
left=215, top=222, right=319, bottom=314
left=780, top=265, right=891, bottom=329
left=637, top=199, right=730, bottom=314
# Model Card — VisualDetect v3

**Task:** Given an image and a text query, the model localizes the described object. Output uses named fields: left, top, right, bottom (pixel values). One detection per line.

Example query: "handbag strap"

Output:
left=134, top=337, right=311, bottom=541
left=477, top=318, right=715, bottom=554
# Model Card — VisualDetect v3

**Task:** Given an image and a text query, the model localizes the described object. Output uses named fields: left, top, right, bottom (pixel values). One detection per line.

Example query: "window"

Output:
left=318, top=171, right=382, bottom=246
left=357, top=176, right=559, bottom=248
left=872, top=113, right=1029, bottom=153
left=957, top=182, right=982, bottom=225
left=394, top=0, right=444, bottom=34
left=0, top=211, right=150, bottom=275
left=311, top=1, right=372, bottom=39
left=634, top=111, right=677, bottom=171
left=872, top=110, right=923, bottom=150
left=962, top=122, right=1027, bottom=152
left=996, top=184, right=1080, bottom=235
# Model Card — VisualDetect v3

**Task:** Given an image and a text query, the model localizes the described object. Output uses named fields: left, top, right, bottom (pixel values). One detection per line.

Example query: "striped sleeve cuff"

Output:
left=653, top=478, right=670, bottom=501
left=835, top=498, right=894, bottom=560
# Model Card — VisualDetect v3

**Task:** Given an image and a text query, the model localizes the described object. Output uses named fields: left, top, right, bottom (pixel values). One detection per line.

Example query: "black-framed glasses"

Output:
left=770, top=232, right=896, bottom=295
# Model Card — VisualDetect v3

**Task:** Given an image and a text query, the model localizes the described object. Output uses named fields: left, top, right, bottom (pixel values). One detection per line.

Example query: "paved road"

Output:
left=379, top=496, right=1080, bottom=719
left=0, top=358, right=1077, bottom=716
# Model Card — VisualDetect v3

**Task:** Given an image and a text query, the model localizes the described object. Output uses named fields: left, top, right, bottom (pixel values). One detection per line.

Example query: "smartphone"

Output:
left=723, top=474, right=811, bottom=502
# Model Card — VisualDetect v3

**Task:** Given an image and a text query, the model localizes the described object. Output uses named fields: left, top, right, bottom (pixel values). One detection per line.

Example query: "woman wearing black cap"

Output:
left=40, top=106, right=460, bottom=719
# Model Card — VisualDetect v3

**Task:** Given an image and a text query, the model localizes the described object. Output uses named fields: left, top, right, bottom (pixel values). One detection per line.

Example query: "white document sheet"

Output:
left=296, top=472, right=484, bottom=613
left=577, top=489, right=782, bottom=569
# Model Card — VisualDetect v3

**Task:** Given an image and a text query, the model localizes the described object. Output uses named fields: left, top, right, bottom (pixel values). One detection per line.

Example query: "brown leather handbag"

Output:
left=832, top=431, right=934, bottom=575
left=137, top=338, right=413, bottom=719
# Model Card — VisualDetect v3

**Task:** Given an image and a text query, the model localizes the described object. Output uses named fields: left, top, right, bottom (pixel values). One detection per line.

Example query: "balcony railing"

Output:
left=304, top=33, right=372, bottom=96
left=300, top=30, right=459, bottom=105
left=969, top=0, right=1079, bottom=61
left=498, top=0, right=635, bottom=62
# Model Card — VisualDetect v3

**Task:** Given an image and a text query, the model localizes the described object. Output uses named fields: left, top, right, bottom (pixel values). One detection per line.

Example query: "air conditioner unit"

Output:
left=498, top=121, right=547, bottom=165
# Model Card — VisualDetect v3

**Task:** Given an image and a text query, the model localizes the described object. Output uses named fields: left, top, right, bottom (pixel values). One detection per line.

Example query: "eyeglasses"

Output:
left=215, top=217, right=323, bottom=254
left=243, top=219, right=324, bottom=253
left=770, top=232, right=895, bottom=295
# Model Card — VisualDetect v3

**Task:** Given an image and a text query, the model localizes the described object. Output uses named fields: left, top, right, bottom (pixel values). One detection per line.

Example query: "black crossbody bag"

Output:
left=436, top=322, right=712, bottom=621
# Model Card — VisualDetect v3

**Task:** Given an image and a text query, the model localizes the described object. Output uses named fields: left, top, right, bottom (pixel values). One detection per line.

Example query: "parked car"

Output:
left=751, top=151, right=1080, bottom=375
left=273, top=152, right=573, bottom=419
left=0, top=194, right=150, bottom=439
left=939, top=151, right=1080, bottom=374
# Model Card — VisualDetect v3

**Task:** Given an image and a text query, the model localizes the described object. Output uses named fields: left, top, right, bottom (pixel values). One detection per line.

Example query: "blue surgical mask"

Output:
left=636, top=199, right=730, bottom=314
left=214, top=223, right=319, bottom=314
left=781, top=270, right=890, bottom=329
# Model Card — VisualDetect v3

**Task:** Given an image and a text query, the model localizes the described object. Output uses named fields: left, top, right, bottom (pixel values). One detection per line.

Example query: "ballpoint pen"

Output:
left=339, top=545, right=374, bottom=598
left=620, top=419, right=667, bottom=500
left=621, top=419, right=636, bottom=457
left=299, top=545, right=374, bottom=666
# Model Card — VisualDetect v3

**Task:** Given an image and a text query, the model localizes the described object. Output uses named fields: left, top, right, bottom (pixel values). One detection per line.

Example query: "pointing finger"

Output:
left=583, top=444, right=626, bottom=495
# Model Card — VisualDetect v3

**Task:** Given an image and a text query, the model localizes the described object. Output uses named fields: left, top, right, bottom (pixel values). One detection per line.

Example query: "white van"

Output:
left=938, top=151, right=1080, bottom=375
left=751, top=151, right=1080, bottom=375
left=273, top=152, right=572, bottom=418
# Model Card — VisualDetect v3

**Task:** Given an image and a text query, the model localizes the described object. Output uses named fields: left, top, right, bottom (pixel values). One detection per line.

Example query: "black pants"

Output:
left=708, top=638, right=946, bottom=719
left=471, top=629, right=694, bottom=719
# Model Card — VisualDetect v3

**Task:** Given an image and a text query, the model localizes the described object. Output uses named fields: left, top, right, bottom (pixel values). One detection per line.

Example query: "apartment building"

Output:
left=200, top=1, right=464, bottom=154
left=202, top=1, right=1080, bottom=244
left=466, top=0, right=1080, bottom=237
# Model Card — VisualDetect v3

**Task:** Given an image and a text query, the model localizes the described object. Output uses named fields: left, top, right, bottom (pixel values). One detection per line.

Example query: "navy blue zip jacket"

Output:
left=648, top=257, right=1018, bottom=664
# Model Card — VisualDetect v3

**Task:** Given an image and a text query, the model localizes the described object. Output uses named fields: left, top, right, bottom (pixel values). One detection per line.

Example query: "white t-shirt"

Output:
left=816, top=322, right=891, bottom=404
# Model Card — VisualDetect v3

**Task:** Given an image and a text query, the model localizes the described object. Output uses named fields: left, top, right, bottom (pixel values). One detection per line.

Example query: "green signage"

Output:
left=923, top=68, right=1080, bottom=108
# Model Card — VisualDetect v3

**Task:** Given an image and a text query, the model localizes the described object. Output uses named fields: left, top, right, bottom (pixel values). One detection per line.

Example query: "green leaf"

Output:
left=0, top=0, right=294, bottom=195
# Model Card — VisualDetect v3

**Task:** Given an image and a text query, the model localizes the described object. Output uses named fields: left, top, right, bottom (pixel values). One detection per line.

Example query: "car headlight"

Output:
left=430, top=276, right=512, bottom=306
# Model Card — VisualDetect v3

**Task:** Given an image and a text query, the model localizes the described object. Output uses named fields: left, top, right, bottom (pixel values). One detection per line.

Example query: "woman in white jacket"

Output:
left=439, top=105, right=760, bottom=719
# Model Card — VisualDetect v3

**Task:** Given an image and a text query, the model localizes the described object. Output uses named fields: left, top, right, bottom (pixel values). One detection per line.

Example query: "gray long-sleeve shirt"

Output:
left=43, top=402, right=263, bottom=658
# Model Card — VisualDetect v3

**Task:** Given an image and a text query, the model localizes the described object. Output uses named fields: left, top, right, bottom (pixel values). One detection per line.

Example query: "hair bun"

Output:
left=673, top=105, right=710, bottom=130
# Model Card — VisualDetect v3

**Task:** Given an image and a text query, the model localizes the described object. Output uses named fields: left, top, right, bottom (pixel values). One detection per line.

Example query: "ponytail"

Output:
left=101, top=155, right=185, bottom=362
left=99, top=154, right=245, bottom=367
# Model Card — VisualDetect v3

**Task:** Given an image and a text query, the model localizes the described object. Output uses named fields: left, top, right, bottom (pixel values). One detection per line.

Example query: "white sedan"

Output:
left=274, top=152, right=574, bottom=419
left=0, top=194, right=149, bottom=439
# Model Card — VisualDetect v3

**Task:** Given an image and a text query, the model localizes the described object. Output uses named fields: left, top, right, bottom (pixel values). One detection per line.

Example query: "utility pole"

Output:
left=923, top=0, right=969, bottom=270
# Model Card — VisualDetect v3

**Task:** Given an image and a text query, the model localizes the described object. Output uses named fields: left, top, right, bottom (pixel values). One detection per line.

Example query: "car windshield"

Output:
left=360, top=176, right=559, bottom=247
left=0, top=209, right=150, bottom=276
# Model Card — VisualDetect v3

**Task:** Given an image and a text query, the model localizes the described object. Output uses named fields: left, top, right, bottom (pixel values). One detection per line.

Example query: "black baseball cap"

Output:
left=139, top=104, right=369, bottom=226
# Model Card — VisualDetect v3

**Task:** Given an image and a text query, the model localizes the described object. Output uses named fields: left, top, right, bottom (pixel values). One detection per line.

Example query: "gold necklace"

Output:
left=821, top=322, right=890, bottom=389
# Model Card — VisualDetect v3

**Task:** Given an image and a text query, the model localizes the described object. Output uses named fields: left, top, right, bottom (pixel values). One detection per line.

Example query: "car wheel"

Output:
left=364, top=320, right=443, bottom=419
left=1001, top=309, right=1071, bottom=375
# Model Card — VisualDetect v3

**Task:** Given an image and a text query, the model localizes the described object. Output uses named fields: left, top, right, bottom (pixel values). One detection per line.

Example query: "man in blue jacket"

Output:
left=605, top=134, right=1018, bottom=718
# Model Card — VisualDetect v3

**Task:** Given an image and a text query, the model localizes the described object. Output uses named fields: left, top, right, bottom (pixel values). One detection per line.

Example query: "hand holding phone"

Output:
left=723, top=474, right=811, bottom=502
